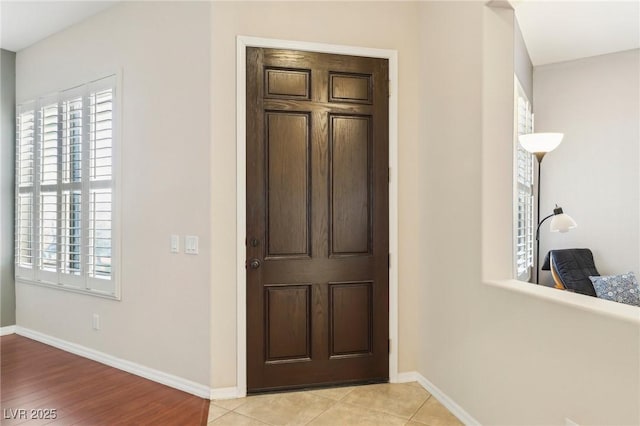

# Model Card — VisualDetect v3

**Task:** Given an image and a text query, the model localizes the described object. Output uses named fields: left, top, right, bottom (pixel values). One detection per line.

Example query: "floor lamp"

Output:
left=518, top=133, right=577, bottom=283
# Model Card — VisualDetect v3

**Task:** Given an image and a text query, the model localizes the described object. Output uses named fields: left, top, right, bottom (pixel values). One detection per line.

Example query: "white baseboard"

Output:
left=210, top=386, right=243, bottom=400
left=0, top=325, right=16, bottom=336
left=396, top=371, right=421, bottom=383
left=397, top=371, right=480, bottom=426
left=14, top=326, right=211, bottom=399
left=7, top=326, right=477, bottom=418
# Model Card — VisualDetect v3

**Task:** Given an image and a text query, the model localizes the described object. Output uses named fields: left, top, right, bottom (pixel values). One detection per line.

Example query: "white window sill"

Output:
left=484, top=279, right=640, bottom=324
left=16, top=277, right=120, bottom=301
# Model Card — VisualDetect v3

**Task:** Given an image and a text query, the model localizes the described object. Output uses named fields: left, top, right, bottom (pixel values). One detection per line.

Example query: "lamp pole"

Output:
left=534, top=152, right=545, bottom=284
left=535, top=213, right=554, bottom=284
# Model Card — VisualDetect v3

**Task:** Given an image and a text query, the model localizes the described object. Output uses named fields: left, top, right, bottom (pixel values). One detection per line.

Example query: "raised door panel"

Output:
left=329, top=282, right=373, bottom=358
left=265, top=284, right=311, bottom=362
left=329, top=72, right=372, bottom=104
left=265, top=68, right=311, bottom=100
left=330, top=115, right=372, bottom=256
left=266, top=112, right=311, bottom=258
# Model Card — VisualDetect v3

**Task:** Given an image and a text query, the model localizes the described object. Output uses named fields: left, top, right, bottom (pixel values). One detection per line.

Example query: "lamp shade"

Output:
left=550, top=213, right=577, bottom=233
left=519, top=133, right=564, bottom=154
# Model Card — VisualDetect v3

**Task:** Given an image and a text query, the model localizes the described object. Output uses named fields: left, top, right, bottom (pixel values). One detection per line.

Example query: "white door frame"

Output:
left=236, top=35, right=398, bottom=397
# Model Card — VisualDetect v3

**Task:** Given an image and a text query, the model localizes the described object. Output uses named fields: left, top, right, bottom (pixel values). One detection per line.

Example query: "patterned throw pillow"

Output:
left=589, top=272, right=640, bottom=307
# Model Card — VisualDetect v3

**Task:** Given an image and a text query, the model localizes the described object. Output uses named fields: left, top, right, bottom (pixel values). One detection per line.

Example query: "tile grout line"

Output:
left=206, top=402, right=231, bottom=424
left=230, top=392, right=340, bottom=426
left=301, top=385, right=357, bottom=424
left=301, top=394, right=341, bottom=425
left=337, top=399, right=411, bottom=423
left=209, top=406, right=237, bottom=425
left=231, top=403, right=276, bottom=426
left=212, top=397, right=264, bottom=425
left=340, top=382, right=430, bottom=422
left=286, top=386, right=357, bottom=425
left=233, top=410, right=273, bottom=426
left=209, top=410, right=249, bottom=425
left=408, top=394, right=432, bottom=425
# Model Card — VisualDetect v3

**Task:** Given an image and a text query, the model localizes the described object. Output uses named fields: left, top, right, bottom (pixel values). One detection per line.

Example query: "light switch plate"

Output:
left=170, top=235, right=179, bottom=253
left=185, top=235, right=199, bottom=255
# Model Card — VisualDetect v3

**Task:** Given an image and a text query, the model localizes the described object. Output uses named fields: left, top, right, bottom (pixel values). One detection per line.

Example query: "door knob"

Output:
left=249, top=258, right=261, bottom=269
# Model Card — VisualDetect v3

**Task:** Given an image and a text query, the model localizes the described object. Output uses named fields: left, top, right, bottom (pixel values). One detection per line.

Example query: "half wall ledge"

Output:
left=484, top=279, right=640, bottom=324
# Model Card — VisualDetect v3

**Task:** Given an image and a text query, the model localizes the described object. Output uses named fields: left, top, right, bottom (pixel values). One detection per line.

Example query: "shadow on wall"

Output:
left=1, top=48, right=17, bottom=328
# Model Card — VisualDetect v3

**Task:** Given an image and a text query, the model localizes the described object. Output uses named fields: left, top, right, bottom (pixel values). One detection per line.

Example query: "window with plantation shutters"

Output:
left=514, top=79, right=534, bottom=281
left=15, top=75, right=118, bottom=298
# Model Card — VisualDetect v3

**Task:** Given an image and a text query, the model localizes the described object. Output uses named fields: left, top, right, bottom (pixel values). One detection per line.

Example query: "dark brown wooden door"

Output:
left=246, top=47, right=389, bottom=393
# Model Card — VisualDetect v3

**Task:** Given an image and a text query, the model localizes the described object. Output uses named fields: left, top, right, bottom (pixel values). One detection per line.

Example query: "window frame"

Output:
left=513, top=78, right=535, bottom=282
left=15, top=74, right=121, bottom=300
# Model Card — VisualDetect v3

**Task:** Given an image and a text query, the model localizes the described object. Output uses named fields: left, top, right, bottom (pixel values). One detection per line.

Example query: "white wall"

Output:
left=514, top=19, right=533, bottom=102
left=534, top=50, right=640, bottom=285
left=15, top=2, right=211, bottom=386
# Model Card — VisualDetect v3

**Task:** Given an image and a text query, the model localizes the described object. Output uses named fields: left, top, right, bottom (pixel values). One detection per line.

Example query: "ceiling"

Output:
left=0, top=1, right=118, bottom=52
left=1, top=1, right=638, bottom=66
left=513, top=0, right=640, bottom=66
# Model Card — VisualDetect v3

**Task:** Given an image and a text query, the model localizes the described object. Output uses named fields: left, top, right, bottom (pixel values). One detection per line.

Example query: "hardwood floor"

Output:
left=1, top=334, right=209, bottom=425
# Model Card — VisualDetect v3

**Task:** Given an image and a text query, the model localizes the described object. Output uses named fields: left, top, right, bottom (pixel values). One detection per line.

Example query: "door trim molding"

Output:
left=236, top=36, right=398, bottom=397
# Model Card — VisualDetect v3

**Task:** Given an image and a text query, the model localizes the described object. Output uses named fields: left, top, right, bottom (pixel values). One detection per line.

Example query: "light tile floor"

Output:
left=208, top=382, right=463, bottom=426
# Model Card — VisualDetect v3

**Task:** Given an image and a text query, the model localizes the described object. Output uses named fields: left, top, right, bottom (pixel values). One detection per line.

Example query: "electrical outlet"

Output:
left=92, top=314, right=100, bottom=330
